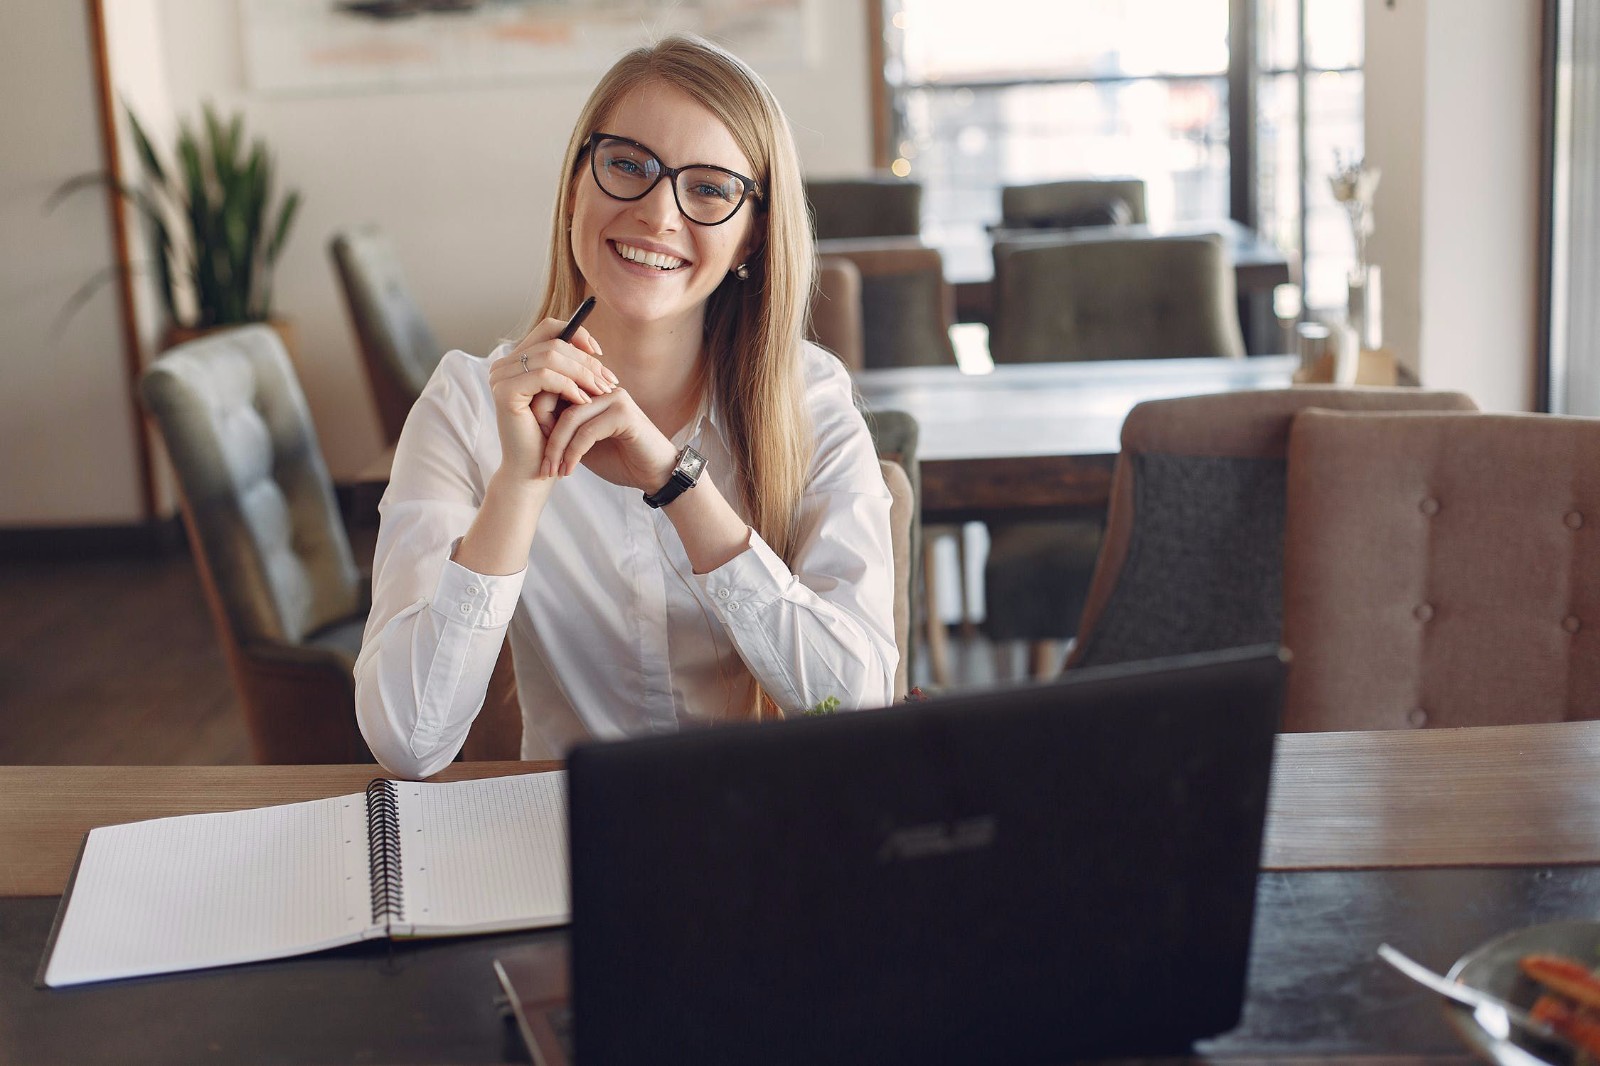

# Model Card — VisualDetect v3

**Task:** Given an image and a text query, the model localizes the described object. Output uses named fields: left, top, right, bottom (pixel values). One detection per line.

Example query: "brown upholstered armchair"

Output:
left=880, top=459, right=915, bottom=701
left=1064, top=389, right=1479, bottom=683
left=329, top=226, right=443, bottom=446
left=812, top=238, right=957, bottom=370
left=1283, top=409, right=1600, bottom=730
left=805, top=177, right=922, bottom=240
left=999, top=178, right=1149, bottom=229
left=809, top=255, right=864, bottom=371
left=140, top=326, right=374, bottom=763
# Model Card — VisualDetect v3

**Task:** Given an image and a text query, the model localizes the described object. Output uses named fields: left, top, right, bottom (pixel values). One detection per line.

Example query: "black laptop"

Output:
left=506, top=645, right=1286, bottom=1066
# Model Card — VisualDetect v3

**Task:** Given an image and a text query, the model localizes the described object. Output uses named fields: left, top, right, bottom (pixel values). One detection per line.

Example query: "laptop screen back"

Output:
left=566, top=647, right=1285, bottom=1066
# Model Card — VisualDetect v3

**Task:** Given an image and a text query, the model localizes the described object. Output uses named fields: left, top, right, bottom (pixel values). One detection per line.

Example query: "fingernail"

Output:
left=605, top=369, right=620, bottom=385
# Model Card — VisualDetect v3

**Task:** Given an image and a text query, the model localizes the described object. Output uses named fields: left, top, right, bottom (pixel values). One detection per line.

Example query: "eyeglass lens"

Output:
left=591, top=137, right=750, bottom=225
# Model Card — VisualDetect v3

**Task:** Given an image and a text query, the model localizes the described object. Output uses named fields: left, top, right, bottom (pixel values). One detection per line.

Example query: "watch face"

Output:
left=678, top=448, right=706, bottom=481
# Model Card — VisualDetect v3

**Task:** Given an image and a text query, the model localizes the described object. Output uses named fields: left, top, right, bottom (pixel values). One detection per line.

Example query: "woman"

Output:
left=356, top=34, right=896, bottom=779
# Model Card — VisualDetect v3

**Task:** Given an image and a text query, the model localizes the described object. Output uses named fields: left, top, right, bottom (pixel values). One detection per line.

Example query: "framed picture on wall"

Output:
left=240, top=0, right=818, bottom=95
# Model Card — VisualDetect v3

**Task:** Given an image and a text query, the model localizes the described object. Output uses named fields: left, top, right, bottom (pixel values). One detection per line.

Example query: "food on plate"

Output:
left=1521, top=954, right=1600, bottom=1058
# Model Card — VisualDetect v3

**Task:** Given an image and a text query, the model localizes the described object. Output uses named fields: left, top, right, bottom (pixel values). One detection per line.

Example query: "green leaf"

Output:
left=122, top=102, right=168, bottom=189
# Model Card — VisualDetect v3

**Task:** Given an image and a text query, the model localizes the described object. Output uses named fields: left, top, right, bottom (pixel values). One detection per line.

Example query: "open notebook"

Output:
left=38, top=772, right=569, bottom=988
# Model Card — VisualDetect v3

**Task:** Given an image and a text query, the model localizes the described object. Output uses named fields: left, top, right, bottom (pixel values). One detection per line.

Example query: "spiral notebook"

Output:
left=37, top=772, right=569, bottom=988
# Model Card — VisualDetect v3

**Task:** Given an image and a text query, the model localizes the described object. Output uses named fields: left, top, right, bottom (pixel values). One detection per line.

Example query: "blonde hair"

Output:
left=535, top=34, right=814, bottom=567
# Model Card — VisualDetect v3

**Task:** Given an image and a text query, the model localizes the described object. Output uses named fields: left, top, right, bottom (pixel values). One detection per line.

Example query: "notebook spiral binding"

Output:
left=365, top=779, right=404, bottom=925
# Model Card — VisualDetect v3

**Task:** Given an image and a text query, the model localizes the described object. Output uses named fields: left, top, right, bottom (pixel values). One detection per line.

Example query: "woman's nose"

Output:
left=633, top=178, right=683, bottom=230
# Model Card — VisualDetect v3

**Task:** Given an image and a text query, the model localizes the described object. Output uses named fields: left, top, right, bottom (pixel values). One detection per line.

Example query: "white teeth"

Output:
left=614, top=241, right=686, bottom=270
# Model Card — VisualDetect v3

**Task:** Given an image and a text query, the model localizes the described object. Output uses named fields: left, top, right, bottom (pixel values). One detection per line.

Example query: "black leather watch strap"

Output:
left=643, top=446, right=705, bottom=509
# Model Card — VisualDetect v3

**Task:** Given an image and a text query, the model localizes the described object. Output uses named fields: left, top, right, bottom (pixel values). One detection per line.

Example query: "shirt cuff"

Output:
left=696, top=530, right=791, bottom=623
left=429, top=557, right=523, bottom=628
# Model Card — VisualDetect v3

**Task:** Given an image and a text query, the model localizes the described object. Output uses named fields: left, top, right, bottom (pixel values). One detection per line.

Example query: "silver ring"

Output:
left=519, top=352, right=529, bottom=374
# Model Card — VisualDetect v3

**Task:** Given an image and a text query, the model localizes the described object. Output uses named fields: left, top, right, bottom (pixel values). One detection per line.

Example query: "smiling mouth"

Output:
left=611, top=240, right=688, bottom=271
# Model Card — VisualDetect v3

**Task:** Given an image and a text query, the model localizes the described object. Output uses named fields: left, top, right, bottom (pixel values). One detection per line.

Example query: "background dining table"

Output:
left=5, top=717, right=1600, bottom=1063
left=854, top=354, right=1299, bottom=524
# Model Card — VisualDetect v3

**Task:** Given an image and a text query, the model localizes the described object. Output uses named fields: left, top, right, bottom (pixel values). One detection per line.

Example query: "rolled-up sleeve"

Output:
left=355, top=351, right=521, bottom=779
left=694, top=352, right=897, bottom=714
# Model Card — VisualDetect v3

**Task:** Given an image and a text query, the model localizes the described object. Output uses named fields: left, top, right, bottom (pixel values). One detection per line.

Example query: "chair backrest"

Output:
left=815, top=237, right=957, bottom=369
left=880, top=458, right=915, bottom=700
left=806, top=177, right=922, bottom=240
left=329, top=226, right=443, bottom=445
left=141, top=325, right=363, bottom=649
left=809, top=255, right=864, bottom=371
left=864, top=408, right=922, bottom=689
left=990, top=235, right=1244, bottom=364
left=141, top=325, right=371, bottom=763
left=1000, top=178, right=1149, bottom=228
left=1283, top=410, right=1600, bottom=730
left=1066, top=387, right=1480, bottom=673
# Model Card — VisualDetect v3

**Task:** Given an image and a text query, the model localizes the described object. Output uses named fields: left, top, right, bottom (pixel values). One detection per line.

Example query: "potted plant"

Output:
left=52, top=102, right=302, bottom=352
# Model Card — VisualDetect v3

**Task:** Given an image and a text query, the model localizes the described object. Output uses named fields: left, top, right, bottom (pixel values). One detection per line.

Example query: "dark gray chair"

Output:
left=140, top=325, right=373, bottom=763
left=983, top=235, right=1246, bottom=672
left=1066, top=387, right=1480, bottom=673
left=806, top=177, right=922, bottom=240
left=330, top=225, right=442, bottom=446
left=999, top=178, right=1148, bottom=229
left=989, top=235, right=1245, bottom=364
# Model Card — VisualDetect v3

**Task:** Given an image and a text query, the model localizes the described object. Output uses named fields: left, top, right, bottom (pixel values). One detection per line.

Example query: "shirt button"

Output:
left=727, top=601, right=741, bottom=612
left=458, top=603, right=472, bottom=615
left=1566, top=512, right=1584, bottom=530
left=1414, top=603, right=1434, bottom=623
left=466, top=585, right=481, bottom=597
left=1419, top=498, right=1440, bottom=517
left=1407, top=707, right=1428, bottom=728
left=1564, top=616, right=1582, bottom=634
left=717, top=589, right=731, bottom=600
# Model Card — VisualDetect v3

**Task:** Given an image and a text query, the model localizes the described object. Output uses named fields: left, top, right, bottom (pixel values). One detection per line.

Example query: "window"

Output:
left=885, top=0, right=1363, bottom=313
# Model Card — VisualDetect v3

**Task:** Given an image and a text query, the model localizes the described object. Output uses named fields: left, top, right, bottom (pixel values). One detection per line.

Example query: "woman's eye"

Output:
left=609, top=158, right=645, bottom=177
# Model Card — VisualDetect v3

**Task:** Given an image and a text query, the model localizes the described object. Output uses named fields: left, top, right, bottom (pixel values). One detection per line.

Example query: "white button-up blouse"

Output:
left=355, top=341, right=897, bottom=779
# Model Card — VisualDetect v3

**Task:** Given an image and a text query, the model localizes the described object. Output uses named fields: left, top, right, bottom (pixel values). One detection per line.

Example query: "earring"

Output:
left=734, top=263, right=750, bottom=281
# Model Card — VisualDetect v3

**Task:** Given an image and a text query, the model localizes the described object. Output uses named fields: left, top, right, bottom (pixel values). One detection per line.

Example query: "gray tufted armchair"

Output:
left=140, top=325, right=373, bottom=763
left=330, top=226, right=443, bottom=446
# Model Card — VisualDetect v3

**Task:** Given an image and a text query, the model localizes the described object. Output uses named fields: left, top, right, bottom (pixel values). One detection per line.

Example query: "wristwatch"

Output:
left=643, top=445, right=706, bottom=509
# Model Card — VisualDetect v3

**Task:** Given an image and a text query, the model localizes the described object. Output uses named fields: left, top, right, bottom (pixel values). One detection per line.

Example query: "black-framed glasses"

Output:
left=586, top=132, right=761, bottom=227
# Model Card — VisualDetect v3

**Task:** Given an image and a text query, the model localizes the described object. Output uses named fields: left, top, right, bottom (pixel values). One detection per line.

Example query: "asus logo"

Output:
left=876, top=817, right=997, bottom=863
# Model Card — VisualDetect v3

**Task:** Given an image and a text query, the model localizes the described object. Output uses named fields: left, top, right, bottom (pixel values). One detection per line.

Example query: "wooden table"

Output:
left=6, top=720, right=1600, bottom=899
left=7, top=721, right=1600, bottom=1062
left=855, top=355, right=1299, bottom=524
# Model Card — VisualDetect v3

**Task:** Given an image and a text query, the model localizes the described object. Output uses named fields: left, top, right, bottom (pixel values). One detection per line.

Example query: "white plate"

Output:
left=1444, top=920, right=1600, bottom=1066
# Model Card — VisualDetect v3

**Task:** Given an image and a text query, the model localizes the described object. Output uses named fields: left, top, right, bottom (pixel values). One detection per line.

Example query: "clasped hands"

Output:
left=488, top=315, right=680, bottom=493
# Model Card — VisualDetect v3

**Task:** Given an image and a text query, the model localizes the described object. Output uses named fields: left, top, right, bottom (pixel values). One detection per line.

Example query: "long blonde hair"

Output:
left=535, top=34, right=814, bottom=565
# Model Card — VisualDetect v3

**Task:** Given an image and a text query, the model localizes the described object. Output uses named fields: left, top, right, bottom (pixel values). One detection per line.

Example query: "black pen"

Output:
left=559, top=296, right=597, bottom=343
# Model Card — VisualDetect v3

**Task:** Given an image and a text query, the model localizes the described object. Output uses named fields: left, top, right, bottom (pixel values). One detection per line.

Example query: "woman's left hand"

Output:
left=540, top=388, right=680, bottom=492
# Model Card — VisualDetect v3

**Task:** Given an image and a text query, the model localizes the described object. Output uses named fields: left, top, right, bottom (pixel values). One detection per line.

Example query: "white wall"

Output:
left=122, top=0, right=874, bottom=481
left=1365, top=0, right=1542, bottom=411
left=0, top=1, right=146, bottom=524
left=1417, top=0, right=1541, bottom=411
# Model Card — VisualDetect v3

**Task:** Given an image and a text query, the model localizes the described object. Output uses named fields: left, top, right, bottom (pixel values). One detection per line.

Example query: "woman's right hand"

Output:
left=486, top=317, right=618, bottom=485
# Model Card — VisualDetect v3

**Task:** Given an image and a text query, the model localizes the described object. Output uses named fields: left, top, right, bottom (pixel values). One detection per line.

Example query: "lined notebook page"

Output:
left=44, top=793, right=376, bottom=987
left=396, top=772, right=569, bottom=935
